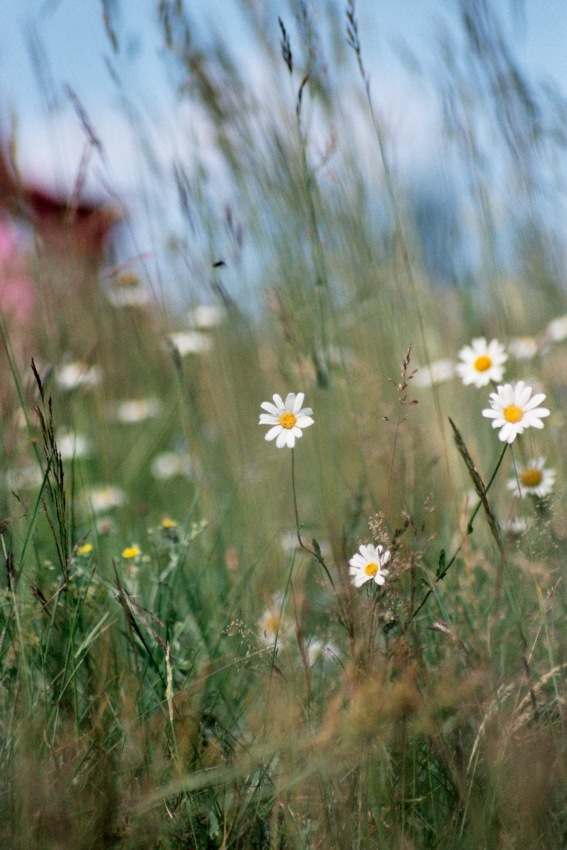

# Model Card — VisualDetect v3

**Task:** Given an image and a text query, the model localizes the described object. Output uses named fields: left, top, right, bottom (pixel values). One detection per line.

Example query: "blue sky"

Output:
left=0, top=1, right=565, bottom=299
left=2, top=0, right=565, bottom=186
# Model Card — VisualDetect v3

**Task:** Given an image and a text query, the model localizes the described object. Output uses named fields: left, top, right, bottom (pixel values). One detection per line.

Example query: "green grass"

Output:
left=1, top=2, right=567, bottom=847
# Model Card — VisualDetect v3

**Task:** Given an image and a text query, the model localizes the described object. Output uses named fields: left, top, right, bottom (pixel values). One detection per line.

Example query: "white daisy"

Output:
left=168, top=331, right=213, bottom=356
left=56, top=429, right=93, bottom=460
left=187, top=304, right=225, bottom=329
left=413, top=358, right=455, bottom=388
left=258, top=595, right=294, bottom=649
left=349, top=543, right=390, bottom=588
left=482, top=381, right=550, bottom=444
left=507, top=336, right=539, bottom=361
left=507, top=457, right=555, bottom=498
left=56, top=361, right=102, bottom=391
left=106, top=397, right=162, bottom=423
left=107, top=286, right=150, bottom=308
left=151, top=451, right=194, bottom=480
left=456, top=338, right=507, bottom=387
left=546, top=314, right=567, bottom=343
left=504, top=516, right=531, bottom=537
left=84, top=485, right=126, bottom=514
left=259, top=392, right=314, bottom=449
left=306, top=639, right=341, bottom=666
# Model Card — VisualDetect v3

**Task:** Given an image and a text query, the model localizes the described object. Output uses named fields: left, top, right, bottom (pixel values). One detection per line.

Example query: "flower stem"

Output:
left=291, top=449, right=335, bottom=589
left=407, top=442, right=508, bottom=626
left=466, top=443, right=509, bottom=534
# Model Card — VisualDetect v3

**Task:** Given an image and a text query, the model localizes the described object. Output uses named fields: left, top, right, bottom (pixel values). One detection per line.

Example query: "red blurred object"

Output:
left=0, top=144, right=120, bottom=259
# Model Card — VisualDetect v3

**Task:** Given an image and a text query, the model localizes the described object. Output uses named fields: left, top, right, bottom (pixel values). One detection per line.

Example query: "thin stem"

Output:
left=291, top=449, right=335, bottom=589
left=467, top=443, right=509, bottom=533
left=407, top=442, right=509, bottom=627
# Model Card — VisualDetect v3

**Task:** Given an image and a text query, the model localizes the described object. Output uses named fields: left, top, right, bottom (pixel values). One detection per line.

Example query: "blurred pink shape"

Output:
left=0, top=218, right=35, bottom=325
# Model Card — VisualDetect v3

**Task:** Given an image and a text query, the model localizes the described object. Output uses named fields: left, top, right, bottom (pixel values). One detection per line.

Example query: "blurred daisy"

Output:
left=56, top=429, right=93, bottom=460
left=187, top=304, right=225, bottom=329
left=106, top=397, right=162, bottom=423
left=5, top=465, right=43, bottom=490
left=349, top=543, right=390, bottom=588
left=56, top=361, right=102, bottom=391
left=168, top=331, right=212, bottom=356
left=507, top=336, right=539, bottom=361
left=96, top=516, right=116, bottom=536
left=504, top=516, right=531, bottom=537
left=306, top=639, right=341, bottom=666
left=84, top=485, right=126, bottom=514
left=151, top=450, right=194, bottom=480
left=546, top=314, right=567, bottom=343
left=259, top=392, right=314, bottom=449
left=456, top=338, right=507, bottom=387
left=258, top=595, right=294, bottom=649
left=482, top=381, right=550, bottom=444
left=106, top=273, right=150, bottom=308
left=507, top=457, right=555, bottom=498
left=413, top=358, right=455, bottom=388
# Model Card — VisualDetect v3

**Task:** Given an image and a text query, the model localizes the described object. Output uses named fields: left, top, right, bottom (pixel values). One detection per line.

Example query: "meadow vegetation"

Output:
left=1, top=1, right=567, bottom=847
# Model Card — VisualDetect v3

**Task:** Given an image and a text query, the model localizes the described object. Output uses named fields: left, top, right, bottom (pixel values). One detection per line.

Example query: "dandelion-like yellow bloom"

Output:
left=122, top=545, right=141, bottom=559
left=77, top=543, right=93, bottom=556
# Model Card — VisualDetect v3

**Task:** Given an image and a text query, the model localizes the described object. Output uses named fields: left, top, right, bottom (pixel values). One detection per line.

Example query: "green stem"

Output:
left=408, top=442, right=509, bottom=626
left=466, top=443, right=509, bottom=534
left=291, top=448, right=335, bottom=589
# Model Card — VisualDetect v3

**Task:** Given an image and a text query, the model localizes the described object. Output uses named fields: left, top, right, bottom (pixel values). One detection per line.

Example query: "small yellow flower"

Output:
left=122, top=545, right=141, bottom=559
left=161, top=517, right=178, bottom=529
left=77, top=543, right=93, bottom=556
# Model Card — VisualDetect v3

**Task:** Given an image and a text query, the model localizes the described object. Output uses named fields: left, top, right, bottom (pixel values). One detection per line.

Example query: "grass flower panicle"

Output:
left=507, top=457, right=555, bottom=498
left=259, top=392, right=314, bottom=448
left=482, top=381, right=550, bottom=443
left=349, top=543, right=391, bottom=588
left=456, top=338, right=507, bottom=387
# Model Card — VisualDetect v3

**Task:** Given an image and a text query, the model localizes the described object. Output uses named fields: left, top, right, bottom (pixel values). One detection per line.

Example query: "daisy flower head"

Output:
left=456, top=338, right=507, bottom=387
left=349, top=543, right=391, bottom=588
left=482, top=381, right=550, bottom=444
left=258, top=595, right=294, bottom=649
left=507, top=457, right=555, bottom=498
left=259, top=392, right=314, bottom=449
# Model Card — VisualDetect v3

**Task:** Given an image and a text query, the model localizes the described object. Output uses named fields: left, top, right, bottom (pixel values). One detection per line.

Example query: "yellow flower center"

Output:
left=474, top=355, right=492, bottom=372
left=504, top=404, right=523, bottom=424
left=364, top=561, right=379, bottom=577
left=279, top=411, right=297, bottom=430
left=161, top=517, right=178, bottom=529
left=520, top=468, right=543, bottom=488
left=263, top=613, right=280, bottom=635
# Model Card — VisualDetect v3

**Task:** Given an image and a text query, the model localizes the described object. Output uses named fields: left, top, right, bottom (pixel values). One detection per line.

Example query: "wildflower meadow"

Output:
left=1, top=2, right=567, bottom=848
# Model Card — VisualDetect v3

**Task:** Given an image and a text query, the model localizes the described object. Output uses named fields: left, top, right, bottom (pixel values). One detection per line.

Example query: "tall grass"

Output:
left=1, top=1, right=567, bottom=847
